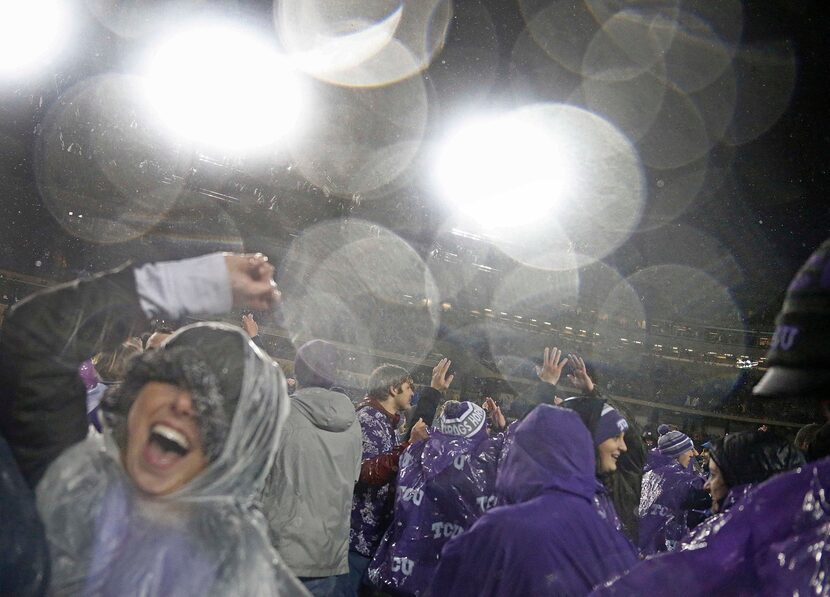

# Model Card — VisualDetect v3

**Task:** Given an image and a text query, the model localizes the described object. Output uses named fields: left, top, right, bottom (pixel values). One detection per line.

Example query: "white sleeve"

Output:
left=133, top=253, right=232, bottom=320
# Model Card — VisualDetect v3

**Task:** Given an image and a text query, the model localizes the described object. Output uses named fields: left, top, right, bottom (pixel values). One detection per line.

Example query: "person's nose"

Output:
left=170, top=389, right=195, bottom=417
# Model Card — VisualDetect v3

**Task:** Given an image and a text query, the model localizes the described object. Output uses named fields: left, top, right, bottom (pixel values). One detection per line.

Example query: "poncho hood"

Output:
left=496, top=404, right=597, bottom=505
left=36, top=322, right=307, bottom=596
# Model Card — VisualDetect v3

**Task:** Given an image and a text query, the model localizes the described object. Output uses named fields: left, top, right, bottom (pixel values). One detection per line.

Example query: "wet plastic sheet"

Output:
left=680, top=483, right=754, bottom=551
left=591, top=458, right=830, bottom=596
left=367, top=430, right=507, bottom=596
left=35, top=323, right=308, bottom=596
left=638, top=460, right=705, bottom=555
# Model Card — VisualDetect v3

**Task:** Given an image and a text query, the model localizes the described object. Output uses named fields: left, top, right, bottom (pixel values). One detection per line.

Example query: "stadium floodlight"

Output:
left=433, top=111, right=573, bottom=230
left=0, top=0, right=73, bottom=79
left=142, top=21, right=306, bottom=152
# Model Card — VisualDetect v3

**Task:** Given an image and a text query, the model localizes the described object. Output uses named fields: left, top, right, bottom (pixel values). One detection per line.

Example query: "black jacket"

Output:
left=0, top=265, right=146, bottom=488
left=0, top=264, right=147, bottom=596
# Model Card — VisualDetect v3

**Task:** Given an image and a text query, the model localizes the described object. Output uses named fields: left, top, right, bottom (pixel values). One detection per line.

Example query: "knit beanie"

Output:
left=594, top=403, right=629, bottom=446
left=435, top=401, right=487, bottom=438
left=657, top=424, right=694, bottom=459
left=563, top=397, right=628, bottom=446
left=294, top=339, right=338, bottom=389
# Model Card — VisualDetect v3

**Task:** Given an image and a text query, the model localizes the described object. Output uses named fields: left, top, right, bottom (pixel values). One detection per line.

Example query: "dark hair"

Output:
left=367, top=364, right=413, bottom=401
left=795, top=422, right=822, bottom=452
left=807, top=423, right=830, bottom=462
left=101, top=346, right=232, bottom=462
left=94, top=340, right=143, bottom=382
left=710, top=431, right=805, bottom=488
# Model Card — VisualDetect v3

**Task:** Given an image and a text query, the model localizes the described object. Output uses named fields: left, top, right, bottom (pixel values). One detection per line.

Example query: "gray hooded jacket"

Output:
left=263, top=387, right=362, bottom=577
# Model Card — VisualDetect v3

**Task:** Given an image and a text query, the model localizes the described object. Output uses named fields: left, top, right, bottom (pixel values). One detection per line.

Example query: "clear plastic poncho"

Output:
left=35, top=323, right=309, bottom=597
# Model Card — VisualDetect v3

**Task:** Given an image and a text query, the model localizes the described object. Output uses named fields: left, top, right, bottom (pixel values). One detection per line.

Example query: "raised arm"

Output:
left=0, top=252, right=279, bottom=486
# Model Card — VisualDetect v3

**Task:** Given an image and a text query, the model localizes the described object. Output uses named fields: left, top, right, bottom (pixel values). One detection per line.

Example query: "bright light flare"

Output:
left=433, top=111, right=574, bottom=230
left=142, top=22, right=306, bottom=152
left=0, top=0, right=72, bottom=78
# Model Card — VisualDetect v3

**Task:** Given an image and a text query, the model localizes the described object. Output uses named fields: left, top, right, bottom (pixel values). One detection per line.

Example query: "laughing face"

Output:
left=597, top=432, right=627, bottom=473
left=123, top=381, right=209, bottom=495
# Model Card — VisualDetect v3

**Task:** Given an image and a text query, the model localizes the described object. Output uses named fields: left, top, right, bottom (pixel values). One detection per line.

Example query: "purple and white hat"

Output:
left=594, top=403, right=629, bottom=446
left=435, top=401, right=487, bottom=438
left=657, top=424, right=694, bottom=459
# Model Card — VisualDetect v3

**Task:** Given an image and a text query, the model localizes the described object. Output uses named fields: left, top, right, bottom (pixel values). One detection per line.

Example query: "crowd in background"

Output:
left=1, top=240, right=830, bottom=596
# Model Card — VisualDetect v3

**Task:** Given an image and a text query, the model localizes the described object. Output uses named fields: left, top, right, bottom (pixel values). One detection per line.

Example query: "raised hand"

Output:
left=431, top=358, right=455, bottom=391
left=567, top=354, right=594, bottom=393
left=536, top=347, right=569, bottom=386
left=241, top=313, right=259, bottom=338
left=224, top=253, right=281, bottom=311
left=410, top=418, right=429, bottom=442
left=483, top=397, right=506, bottom=431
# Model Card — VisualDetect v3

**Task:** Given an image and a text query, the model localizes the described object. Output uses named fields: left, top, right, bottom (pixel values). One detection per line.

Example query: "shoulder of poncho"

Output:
left=486, top=491, right=591, bottom=532
left=41, top=433, right=121, bottom=489
left=745, top=458, right=828, bottom=507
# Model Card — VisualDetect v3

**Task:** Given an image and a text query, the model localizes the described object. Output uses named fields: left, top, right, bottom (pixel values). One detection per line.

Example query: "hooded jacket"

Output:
left=262, top=386, right=362, bottom=577
left=368, top=426, right=507, bottom=596
left=710, top=431, right=805, bottom=496
left=637, top=457, right=705, bottom=555
left=591, top=457, right=829, bottom=596
left=431, top=405, right=637, bottom=597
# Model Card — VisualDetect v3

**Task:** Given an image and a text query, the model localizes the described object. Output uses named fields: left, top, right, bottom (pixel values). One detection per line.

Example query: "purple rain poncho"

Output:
left=679, top=430, right=805, bottom=552
left=367, top=427, right=506, bottom=596
left=644, top=448, right=674, bottom=473
left=591, top=457, right=830, bottom=596
left=431, top=405, right=637, bottom=597
left=637, top=458, right=705, bottom=555
left=679, top=483, right=754, bottom=551
left=594, top=483, right=625, bottom=534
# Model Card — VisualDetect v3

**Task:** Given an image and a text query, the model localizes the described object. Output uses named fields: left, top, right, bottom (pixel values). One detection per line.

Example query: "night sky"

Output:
left=0, top=0, right=826, bottom=330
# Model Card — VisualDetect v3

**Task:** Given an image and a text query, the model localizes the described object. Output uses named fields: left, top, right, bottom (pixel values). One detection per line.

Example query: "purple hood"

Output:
left=496, top=405, right=597, bottom=505
left=431, top=405, right=637, bottom=597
